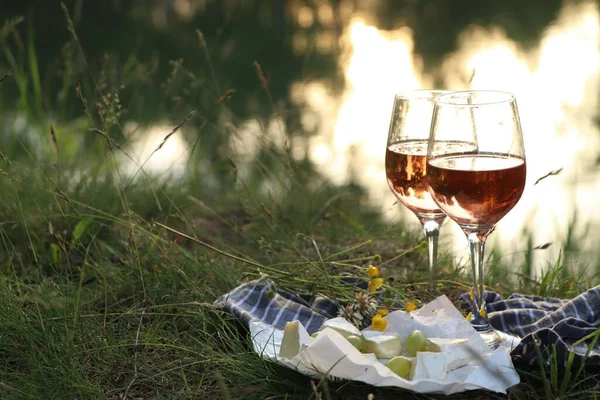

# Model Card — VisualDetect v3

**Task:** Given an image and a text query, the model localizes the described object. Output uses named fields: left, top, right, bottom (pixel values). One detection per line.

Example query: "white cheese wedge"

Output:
left=410, top=352, right=447, bottom=381
left=427, top=338, right=475, bottom=369
left=279, top=320, right=312, bottom=359
left=320, top=317, right=361, bottom=339
left=362, top=331, right=402, bottom=359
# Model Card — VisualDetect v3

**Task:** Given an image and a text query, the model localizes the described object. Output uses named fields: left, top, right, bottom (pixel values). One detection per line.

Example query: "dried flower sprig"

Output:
left=337, top=291, right=378, bottom=328
left=337, top=264, right=396, bottom=331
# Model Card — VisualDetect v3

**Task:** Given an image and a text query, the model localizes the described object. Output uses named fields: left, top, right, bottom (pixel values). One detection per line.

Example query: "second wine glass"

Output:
left=426, top=90, right=527, bottom=348
left=385, top=90, right=449, bottom=276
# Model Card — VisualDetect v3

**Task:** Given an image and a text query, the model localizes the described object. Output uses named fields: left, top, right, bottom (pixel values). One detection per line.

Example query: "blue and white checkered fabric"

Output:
left=214, top=278, right=600, bottom=366
left=459, top=288, right=600, bottom=366
left=213, top=278, right=339, bottom=334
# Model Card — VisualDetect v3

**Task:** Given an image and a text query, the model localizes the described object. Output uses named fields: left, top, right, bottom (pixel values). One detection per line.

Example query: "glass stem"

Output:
left=467, top=232, right=491, bottom=330
left=423, top=220, right=440, bottom=277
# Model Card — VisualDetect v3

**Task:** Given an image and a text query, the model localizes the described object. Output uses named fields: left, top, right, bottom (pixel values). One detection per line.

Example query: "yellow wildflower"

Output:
left=367, top=265, right=379, bottom=278
left=479, top=306, right=487, bottom=318
left=405, top=302, right=417, bottom=312
left=465, top=312, right=472, bottom=321
left=371, top=314, right=388, bottom=331
left=368, top=278, right=384, bottom=293
left=377, top=308, right=389, bottom=316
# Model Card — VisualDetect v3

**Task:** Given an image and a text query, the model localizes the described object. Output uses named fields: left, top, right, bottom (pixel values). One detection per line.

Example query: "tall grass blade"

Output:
left=27, top=8, right=42, bottom=113
left=0, top=69, right=11, bottom=85
left=550, top=344, right=558, bottom=392
left=3, top=47, right=28, bottom=109
left=559, top=351, right=576, bottom=396
left=0, top=16, right=24, bottom=42
left=532, top=334, right=553, bottom=399
left=572, top=327, right=600, bottom=385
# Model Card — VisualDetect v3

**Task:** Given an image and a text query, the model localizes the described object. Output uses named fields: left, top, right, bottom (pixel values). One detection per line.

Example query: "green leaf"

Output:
left=560, top=351, right=575, bottom=395
left=49, top=243, right=59, bottom=264
left=550, top=344, right=558, bottom=392
left=72, top=219, right=91, bottom=242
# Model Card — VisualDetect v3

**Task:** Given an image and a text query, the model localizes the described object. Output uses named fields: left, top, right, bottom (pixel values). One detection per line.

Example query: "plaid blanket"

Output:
left=214, top=278, right=600, bottom=366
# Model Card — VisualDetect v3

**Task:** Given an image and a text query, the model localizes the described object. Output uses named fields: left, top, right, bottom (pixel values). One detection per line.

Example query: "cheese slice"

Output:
left=427, top=338, right=476, bottom=369
left=362, top=331, right=402, bottom=359
left=279, top=320, right=312, bottom=359
left=320, top=317, right=361, bottom=339
left=410, top=352, right=447, bottom=381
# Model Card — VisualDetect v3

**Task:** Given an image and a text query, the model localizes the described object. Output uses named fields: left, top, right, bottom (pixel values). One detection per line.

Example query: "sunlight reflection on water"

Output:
left=121, top=122, right=190, bottom=179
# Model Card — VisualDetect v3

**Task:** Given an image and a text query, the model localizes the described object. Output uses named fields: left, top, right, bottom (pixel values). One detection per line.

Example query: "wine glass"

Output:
left=426, top=90, right=526, bottom=347
left=385, top=90, right=449, bottom=276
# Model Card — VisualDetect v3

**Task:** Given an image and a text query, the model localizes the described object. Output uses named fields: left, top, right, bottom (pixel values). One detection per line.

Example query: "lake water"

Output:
left=120, top=0, right=600, bottom=277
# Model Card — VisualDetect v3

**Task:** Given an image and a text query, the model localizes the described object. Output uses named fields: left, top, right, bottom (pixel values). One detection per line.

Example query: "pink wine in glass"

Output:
left=426, top=153, right=526, bottom=229
left=385, top=139, right=442, bottom=218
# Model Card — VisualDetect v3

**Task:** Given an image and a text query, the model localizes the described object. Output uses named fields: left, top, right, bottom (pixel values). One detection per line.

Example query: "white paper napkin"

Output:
left=249, top=295, right=520, bottom=395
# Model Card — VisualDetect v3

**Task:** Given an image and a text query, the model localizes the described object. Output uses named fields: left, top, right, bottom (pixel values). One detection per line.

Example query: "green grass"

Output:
left=1, top=152, right=599, bottom=399
left=1, top=3, right=600, bottom=399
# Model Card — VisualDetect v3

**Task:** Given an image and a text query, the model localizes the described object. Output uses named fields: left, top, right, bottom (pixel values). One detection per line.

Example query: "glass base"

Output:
left=478, top=328, right=503, bottom=350
left=471, top=322, right=503, bottom=349
left=472, top=323, right=521, bottom=350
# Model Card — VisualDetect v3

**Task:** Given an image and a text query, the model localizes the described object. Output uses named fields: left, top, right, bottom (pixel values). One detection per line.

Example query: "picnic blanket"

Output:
left=214, top=278, right=600, bottom=366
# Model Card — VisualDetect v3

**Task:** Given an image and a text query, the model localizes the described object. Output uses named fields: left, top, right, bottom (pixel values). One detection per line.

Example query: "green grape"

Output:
left=386, top=356, right=412, bottom=379
left=346, top=335, right=363, bottom=351
left=405, top=329, right=428, bottom=356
